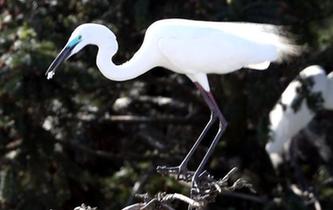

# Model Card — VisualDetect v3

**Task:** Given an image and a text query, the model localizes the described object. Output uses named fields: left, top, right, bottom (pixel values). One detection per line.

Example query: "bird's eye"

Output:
left=78, top=35, right=82, bottom=40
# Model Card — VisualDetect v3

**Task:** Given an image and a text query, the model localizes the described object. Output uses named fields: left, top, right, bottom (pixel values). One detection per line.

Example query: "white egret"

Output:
left=46, top=19, right=298, bottom=194
left=266, top=65, right=333, bottom=166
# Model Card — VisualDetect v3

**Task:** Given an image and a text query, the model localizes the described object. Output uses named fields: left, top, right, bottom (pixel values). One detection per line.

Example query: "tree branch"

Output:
left=162, top=193, right=203, bottom=208
left=102, top=115, right=203, bottom=125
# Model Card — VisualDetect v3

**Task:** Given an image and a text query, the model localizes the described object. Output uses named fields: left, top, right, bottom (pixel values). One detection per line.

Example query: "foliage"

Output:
left=0, top=0, right=333, bottom=210
left=291, top=76, right=324, bottom=112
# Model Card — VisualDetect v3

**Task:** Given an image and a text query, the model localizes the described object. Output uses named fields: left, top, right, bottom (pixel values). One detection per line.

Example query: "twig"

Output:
left=121, top=203, right=145, bottom=210
left=126, top=167, right=154, bottom=205
left=52, top=138, right=121, bottom=160
left=162, top=193, right=203, bottom=208
left=123, top=193, right=203, bottom=210
left=50, top=137, right=152, bottom=161
left=137, top=130, right=168, bottom=151
left=102, top=115, right=203, bottom=125
left=140, top=198, right=175, bottom=210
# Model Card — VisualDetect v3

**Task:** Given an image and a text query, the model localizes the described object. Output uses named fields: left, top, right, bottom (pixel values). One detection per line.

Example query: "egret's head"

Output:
left=46, top=23, right=118, bottom=79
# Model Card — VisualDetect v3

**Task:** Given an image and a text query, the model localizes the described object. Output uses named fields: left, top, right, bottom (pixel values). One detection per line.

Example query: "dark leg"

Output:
left=157, top=83, right=218, bottom=181
left=179, top=113, right=216, bottom=170
left=186, top=85, right=228, bottom=210
left=181, top=83, right=222, bottom=168
left=191, top=89, right=228, bottom=194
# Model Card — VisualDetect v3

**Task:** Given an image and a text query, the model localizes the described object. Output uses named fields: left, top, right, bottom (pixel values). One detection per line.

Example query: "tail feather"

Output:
left=274, top=35, right=301, bottom=62
left=222, top=22, right=301, bottom=62
left=260, top=24, right=301, bottom=61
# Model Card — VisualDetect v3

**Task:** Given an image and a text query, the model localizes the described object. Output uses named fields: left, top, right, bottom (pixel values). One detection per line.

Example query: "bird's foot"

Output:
left=190, top=171, right=217, bottom=201
left=156, top=165, right=193, bottom=182
left=190, top=168, right=248, bottom=202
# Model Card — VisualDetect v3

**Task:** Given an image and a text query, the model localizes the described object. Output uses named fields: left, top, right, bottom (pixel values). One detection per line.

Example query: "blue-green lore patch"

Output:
left=67, top=35, right=82, bottom=48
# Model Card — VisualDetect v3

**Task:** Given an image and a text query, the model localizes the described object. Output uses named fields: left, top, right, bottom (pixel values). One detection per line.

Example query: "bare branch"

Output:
left=102, top=115, right=203, bottom=125
left=122, top=193, right=203, bottom=210
left=140, top=198, right=175, bottom=210
left=121, top=203, right=145, bottom=210
left=52, top=138, right=121, bottom=160
left=162, top=193, right=204, bottom=208
left=126, top=167, right=154, bottom=205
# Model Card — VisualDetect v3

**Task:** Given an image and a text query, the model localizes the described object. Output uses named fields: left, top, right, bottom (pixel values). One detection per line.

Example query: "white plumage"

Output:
left=47, top=19, right=298, bottom=91
left=266, top=65, right=333, bottom=166
left=152, top=20, right=295, bottom=76
left=46, top=18, right=299, bottom=195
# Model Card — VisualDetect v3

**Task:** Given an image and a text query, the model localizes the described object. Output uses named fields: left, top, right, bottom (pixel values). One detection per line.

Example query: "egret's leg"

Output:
left=180, top=83, right=219, bottom=165
left=178, top=112, right=216, bottom=170
left=191, top=90, right=228, bottom=194
left=157, top=83, right=218, bottom=181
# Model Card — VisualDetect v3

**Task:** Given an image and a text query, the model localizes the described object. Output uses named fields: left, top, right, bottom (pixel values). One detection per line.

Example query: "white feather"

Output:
left=63, top=19, right=298, bottom=91
left=266, top=65, right=332, bottom=162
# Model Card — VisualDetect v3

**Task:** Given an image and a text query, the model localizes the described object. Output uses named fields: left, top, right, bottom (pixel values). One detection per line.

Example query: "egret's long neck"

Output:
left=96, top=45, right=156, bottom=81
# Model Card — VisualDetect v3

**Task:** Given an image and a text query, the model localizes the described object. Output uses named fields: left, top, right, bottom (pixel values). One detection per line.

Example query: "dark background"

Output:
left=1, top=0, right=333, bottom=210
